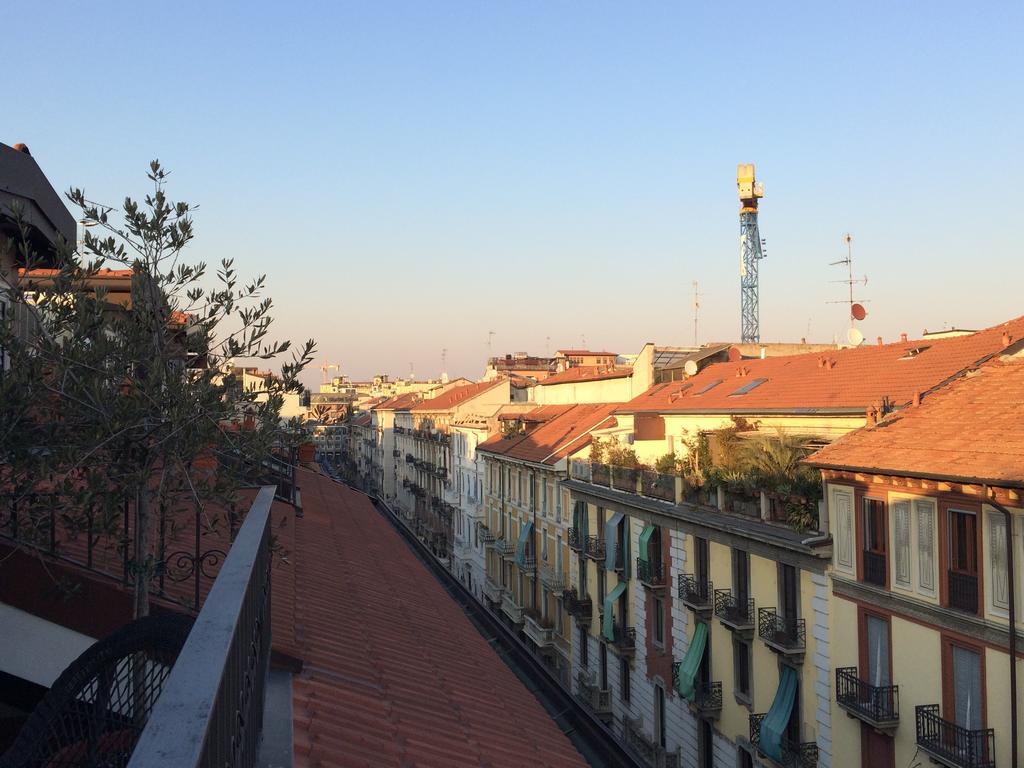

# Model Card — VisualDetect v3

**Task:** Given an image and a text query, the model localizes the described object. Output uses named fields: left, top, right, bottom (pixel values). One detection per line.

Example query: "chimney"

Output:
left=900, top=333, right=908, bottom=342
left=912, top=391, right=921, bottom=407
left=12, top=143, right=31, bottom=155
left=800, top=337, right=807, bottom=344
left=876, top=336, right=883, bottom=346
left=1002, top=331, right=1012, bottom=347
left=826, top=358, right=836, bottom=370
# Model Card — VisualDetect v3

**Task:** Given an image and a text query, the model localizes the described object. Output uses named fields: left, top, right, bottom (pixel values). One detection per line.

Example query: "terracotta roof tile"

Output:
left=350, top=413, right=372, bottom=427
left=806, top=353, right=1024, bottom=485
left=539, top=365, right=633, bottom=386
left=478, top=403, right=621, bottom=465
left=409, top=379, right=505, bottom=411
left=288, top=471, right=587, bottom=767
left=620, top=316, right=1024, bottom=414
left=371, top=392, right=421, bottom=411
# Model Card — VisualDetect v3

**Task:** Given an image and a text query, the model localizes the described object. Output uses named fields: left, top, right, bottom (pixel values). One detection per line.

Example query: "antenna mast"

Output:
left=738, top=164, right=766, bottom=343
left=828, top=233, right=869, bottom=328
left=692, top=280, right=703, bottom=346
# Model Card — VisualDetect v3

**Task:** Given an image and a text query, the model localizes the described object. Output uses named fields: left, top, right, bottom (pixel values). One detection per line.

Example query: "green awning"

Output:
left=638, top=525, right=656, bottom=565
left=605, top=512, right=624, bottom=571
left=515, top=521, right=533, bottom=566
left=760, top=666, right=798, bottom=761
left=602, top=581, right=628, bottom=641
left=675, top=621, right=708, bottom=700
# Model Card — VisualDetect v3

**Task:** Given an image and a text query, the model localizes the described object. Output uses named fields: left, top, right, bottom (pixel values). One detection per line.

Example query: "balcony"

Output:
left=584, top=535, right=606, bottom=561
left=606, top=623, right=636, bottom=656
left=483, top=575, right=504, bottom=603
left=678, top=573, right=714, bottom=615
left=835, top=667, right=899, bottom=730
left=948, top=571, right=979, bottom=614
left=478, top=524, right=496, bottom=545
left=392, top=449, right=401, bottom=457
left=714, top=590, right=755, bottom=632
left=494, top=538, right=515, bottom=558
left=568, top=527, right=585, bottom=552
left=563, top=589, right=593, bottom=624
left=749, top=713, right=819, bottom=768
left=576, top=673, right=612, bottom=721
left=539, top=564, right=565, bottom=591
left=501, top=592, right=524, bottom=624
left=611, top=467, right=639, bottom=493
left=757, top=608, right=806, bottom=656
left=636, top=557, right=667, bottom=589
left=640, top=469, right=676, bottom=502
left=624, top=716, right=663, bottom=767
left=405, top=453, right=415, bottom=463
left=590, top=463, right=611, bottom=487
left=523, top=610, right=556, bottom=648
left=520, top=555, right=537, bottom=573
left=915, top=704, right=995, bottom=768
left=863, top=550, right=887, bottom=586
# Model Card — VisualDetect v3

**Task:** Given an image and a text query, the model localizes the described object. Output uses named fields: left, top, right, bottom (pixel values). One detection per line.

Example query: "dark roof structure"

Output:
left=0, top=142, right=75, bottom=255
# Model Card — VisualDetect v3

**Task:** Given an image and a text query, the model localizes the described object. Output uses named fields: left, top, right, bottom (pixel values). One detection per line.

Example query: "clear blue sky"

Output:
left=6, top=1, right=1022, bottom=384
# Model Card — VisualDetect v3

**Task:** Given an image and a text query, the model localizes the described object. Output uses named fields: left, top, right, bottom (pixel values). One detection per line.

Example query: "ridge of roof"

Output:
left=409, top=378, right=505, bottom=411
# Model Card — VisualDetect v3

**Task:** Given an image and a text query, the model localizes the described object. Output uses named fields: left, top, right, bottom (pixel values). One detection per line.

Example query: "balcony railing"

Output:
left=714, top=590, right=755, bottom=631
left=757, top=608, right=806, bottom=654
left=576, top=673, right=612, bottom=718
left=948, top=571, right=979, bottom=614
left=585, top=535, right=606, bottom=561
left=606, top=623, right=636, bottom=655
left=678, top=573, right=714, bottom=612
left=749, top=713, right=819, bottom=768
left=539, top=565, right=565, bottom=591
left=127, top=487, right=274, bottom=768
left=501, top=592, right=524, bottom=624
left=863, top=550, right=887, bottom=586
left=564, top=589, right=593, bottom=624
left=636, top=557, right=666, bottom=588
left=835, top=667, right=899, bottom=729
left=520, top=556, right=537, bottom=572
left=478, top=524, right=496, bottom=544
left=494, top=538, right=515, bottom=557
left=915, top=704, right=995, bottom=768
left=523, top=610, right=555, bottom=647
left=483, top=575, right=504, bottom=603
left=568, top=527, right=584, bottom=552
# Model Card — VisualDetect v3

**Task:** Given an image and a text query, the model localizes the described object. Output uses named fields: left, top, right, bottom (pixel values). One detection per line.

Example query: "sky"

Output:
left=6, top=1, right=1023, bottom=386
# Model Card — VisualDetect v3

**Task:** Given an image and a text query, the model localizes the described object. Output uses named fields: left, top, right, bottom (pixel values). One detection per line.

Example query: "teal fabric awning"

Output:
left=638, top=525, right=656, bottom=565
left=760, top=666, right=798, bottom=761
left=675, top=621, right=708, bottom=700
left=601, top=581, right=628, bottom=641
left=515, top=521, right=533, bottom=566
left=605, top=511, right=624, bottom=572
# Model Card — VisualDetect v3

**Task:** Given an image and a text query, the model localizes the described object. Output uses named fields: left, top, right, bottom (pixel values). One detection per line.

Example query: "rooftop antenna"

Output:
left=487, top=330, right=495, bottom=356
left=545, top=336, right=551, bottom=356
left=408, top=361, right=414, bottom=381
left=692, top=280, right=704, bottom=346
left=828, top=233, right=869, bottom=344
left=441, top=348, right=447, bottom=376
left=580, top=334, right=586, bottom=348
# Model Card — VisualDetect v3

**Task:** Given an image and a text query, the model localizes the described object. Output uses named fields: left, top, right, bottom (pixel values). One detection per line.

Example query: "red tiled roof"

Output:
left=556, top=349, right=616, bottom=356
left=409, top=379, right=504, bottom=411
left=289, top=471, right=587, bottom=767
left=478, top=403, right=621, bottom=465
left=539, top=365, right=633, bottom=386
left=805, top=353, right=1024, bottom=486
left=351, top=413, right=372, bottom=427
left=620, top=317, right=1024, bottom=415
left=371, top=392, right=421, bottom=411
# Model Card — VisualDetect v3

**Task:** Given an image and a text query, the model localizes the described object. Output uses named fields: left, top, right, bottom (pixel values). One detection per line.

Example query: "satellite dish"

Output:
left=851, top=303, right=867, bottom=321
left=683, top=360, right=699, bottom=376
left=847, top=327, right=864, bottom=346
left=727, top=346, right=742, bottom=363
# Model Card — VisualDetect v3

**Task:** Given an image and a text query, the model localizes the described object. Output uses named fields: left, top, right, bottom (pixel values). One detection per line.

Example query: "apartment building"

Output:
left=808, top=350, right=1024, bottom=768
left=478, top=403, right=620, bottom=685
left=449, top=413, right=491, bottom=599
left=561, top=318, right=1024, bottom=768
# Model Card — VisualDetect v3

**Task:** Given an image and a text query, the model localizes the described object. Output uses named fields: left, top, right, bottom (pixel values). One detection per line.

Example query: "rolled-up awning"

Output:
left=759, top=666, right=798, bottom=761
left=601, top=581, right=628, bottom=641
left=637, top=525, right=656, bottom=565
left=675, top=621, right=708, bottom=701
left=515, top=521, right=533, bottom=566
left=605, top=511, right=624, bottom=572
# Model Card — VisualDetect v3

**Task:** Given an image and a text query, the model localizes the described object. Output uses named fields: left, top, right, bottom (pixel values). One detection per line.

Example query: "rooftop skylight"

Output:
left=729, top=377, right=768, bottom=396
left=693, top=379, right=722, bottom=395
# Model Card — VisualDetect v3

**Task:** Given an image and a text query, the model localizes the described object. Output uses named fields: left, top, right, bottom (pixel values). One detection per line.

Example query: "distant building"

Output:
left=484, top=352, right=557, bottom=382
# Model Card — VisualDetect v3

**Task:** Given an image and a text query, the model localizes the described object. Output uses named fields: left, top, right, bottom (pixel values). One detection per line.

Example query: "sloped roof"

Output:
left=409, top=379, right=505, bottom=411
left=351, top=413, right=372, bottom=427
left=290, top=471, right=587, bottom=767
left=556, top=349, right=616, bottom=357
left=539, top=365, right=633, bottom=386
left=371, top=392, right=421, bottom=411
left=0, top=142, right=76, bottom=248
left=478, top=403, right=620, bottom=465
left=620, top=317, right=1024, bottom=415
left=805, top=353, right=1024, bottom=486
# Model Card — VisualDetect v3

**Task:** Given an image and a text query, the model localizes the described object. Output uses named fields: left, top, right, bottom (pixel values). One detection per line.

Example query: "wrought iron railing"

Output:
left=714, top=589, right=755, bottom=629
left=563, top=589, right=593, bottom=622
left=749, top=713, right=819, bottom=768
left=636, top=557, right=666, bottom=587
left=694, top=681, right=723, bottom=715
left=835, top=666, right=899, bottom=726
left=128, top=486, right=274, bottom=768
left=607, top=623, right=636, bottom=654
left=863, top=550, right=887, bottom=586
left=678, top=573, right=714, bottom=610
left=915, top=704, right=995, bottom=768
left=948, top=571, right=979, bottom=614
left=757, top=608, right=806, bottom=652
left=568, top=527, right=585, bottom=551
left=478, top=524, right=495, bottom=544
left=585, top=535, right=606, bottom=561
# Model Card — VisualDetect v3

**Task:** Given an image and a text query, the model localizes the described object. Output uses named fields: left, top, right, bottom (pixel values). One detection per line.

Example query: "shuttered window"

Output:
left=893, top=500, right=912, bottom=589
left=835, top=490, right=854, bottom=572
left=916, top=500, right=936, bottom=594
left=989, top=512, right=1009, bottom=611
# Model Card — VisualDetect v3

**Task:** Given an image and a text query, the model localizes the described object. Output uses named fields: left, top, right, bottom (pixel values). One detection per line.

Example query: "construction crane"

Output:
left=320, top=362, right=339, bottom=385
left=737, top=164, right=766, bottom=343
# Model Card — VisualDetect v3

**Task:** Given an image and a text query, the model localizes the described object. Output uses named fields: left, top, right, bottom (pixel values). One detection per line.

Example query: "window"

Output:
left=733, top=636, right=751, bottom=703
left=917, top=499, right=937, bottom=594
left=694, top=379, right=722, bottom=395
left=579, top=627, right=589, bottom=667
left=695, top=536, right=709, bottom=583
left=779, top=564, right=799, bottom=621
left=834, top=489, right=855, bottom=572
left=620, top=657, right=631, bottom=702
left=892, top=499, right=912, bottom=589
left=652, top=595, right=665, bottom=645
left=555, top=597, right=564, bottom=635
left=988, top=511, right=1009, bottom=612
left=738, top=749, right=754, bottom=768
left=600, top=643, right=608, bottom=689
left=699, top=720, right=714, bottom=768
left=541, top=480, right=547, bottom=515
left=862, top=498, right=887, bottom=586
left=541, top=532, right=549, bottom=562
left=655, top=685, right=666, bottom=748
left=728, top=377, right=768, bottom=396
left=948, top=508, right=979, bottom=613
left=946, top=642, right=983, bottom=731
left=864, top=613, right=891, bottom=687
left=733, top=549, right=750, bottom=603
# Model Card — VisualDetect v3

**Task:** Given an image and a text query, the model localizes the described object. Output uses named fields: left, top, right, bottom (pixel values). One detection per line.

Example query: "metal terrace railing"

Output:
left=757, top=608, right=806, bottom=654
left=835, top=666, right=899, bottom=728
left=128, top=486, right=274, bottom=768
left=714, top=589, right=755, bottom=630
left=915, top=705, right=995, bottom=768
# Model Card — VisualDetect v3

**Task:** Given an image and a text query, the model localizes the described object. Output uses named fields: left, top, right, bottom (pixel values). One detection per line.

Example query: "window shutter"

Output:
left=835, top=491, right=854, bottom=570
left=989, top=512, right=1009, bottom=611
left=893, top=500, right=912, bottom=588
left=916, top=500, right=936, bottom=593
